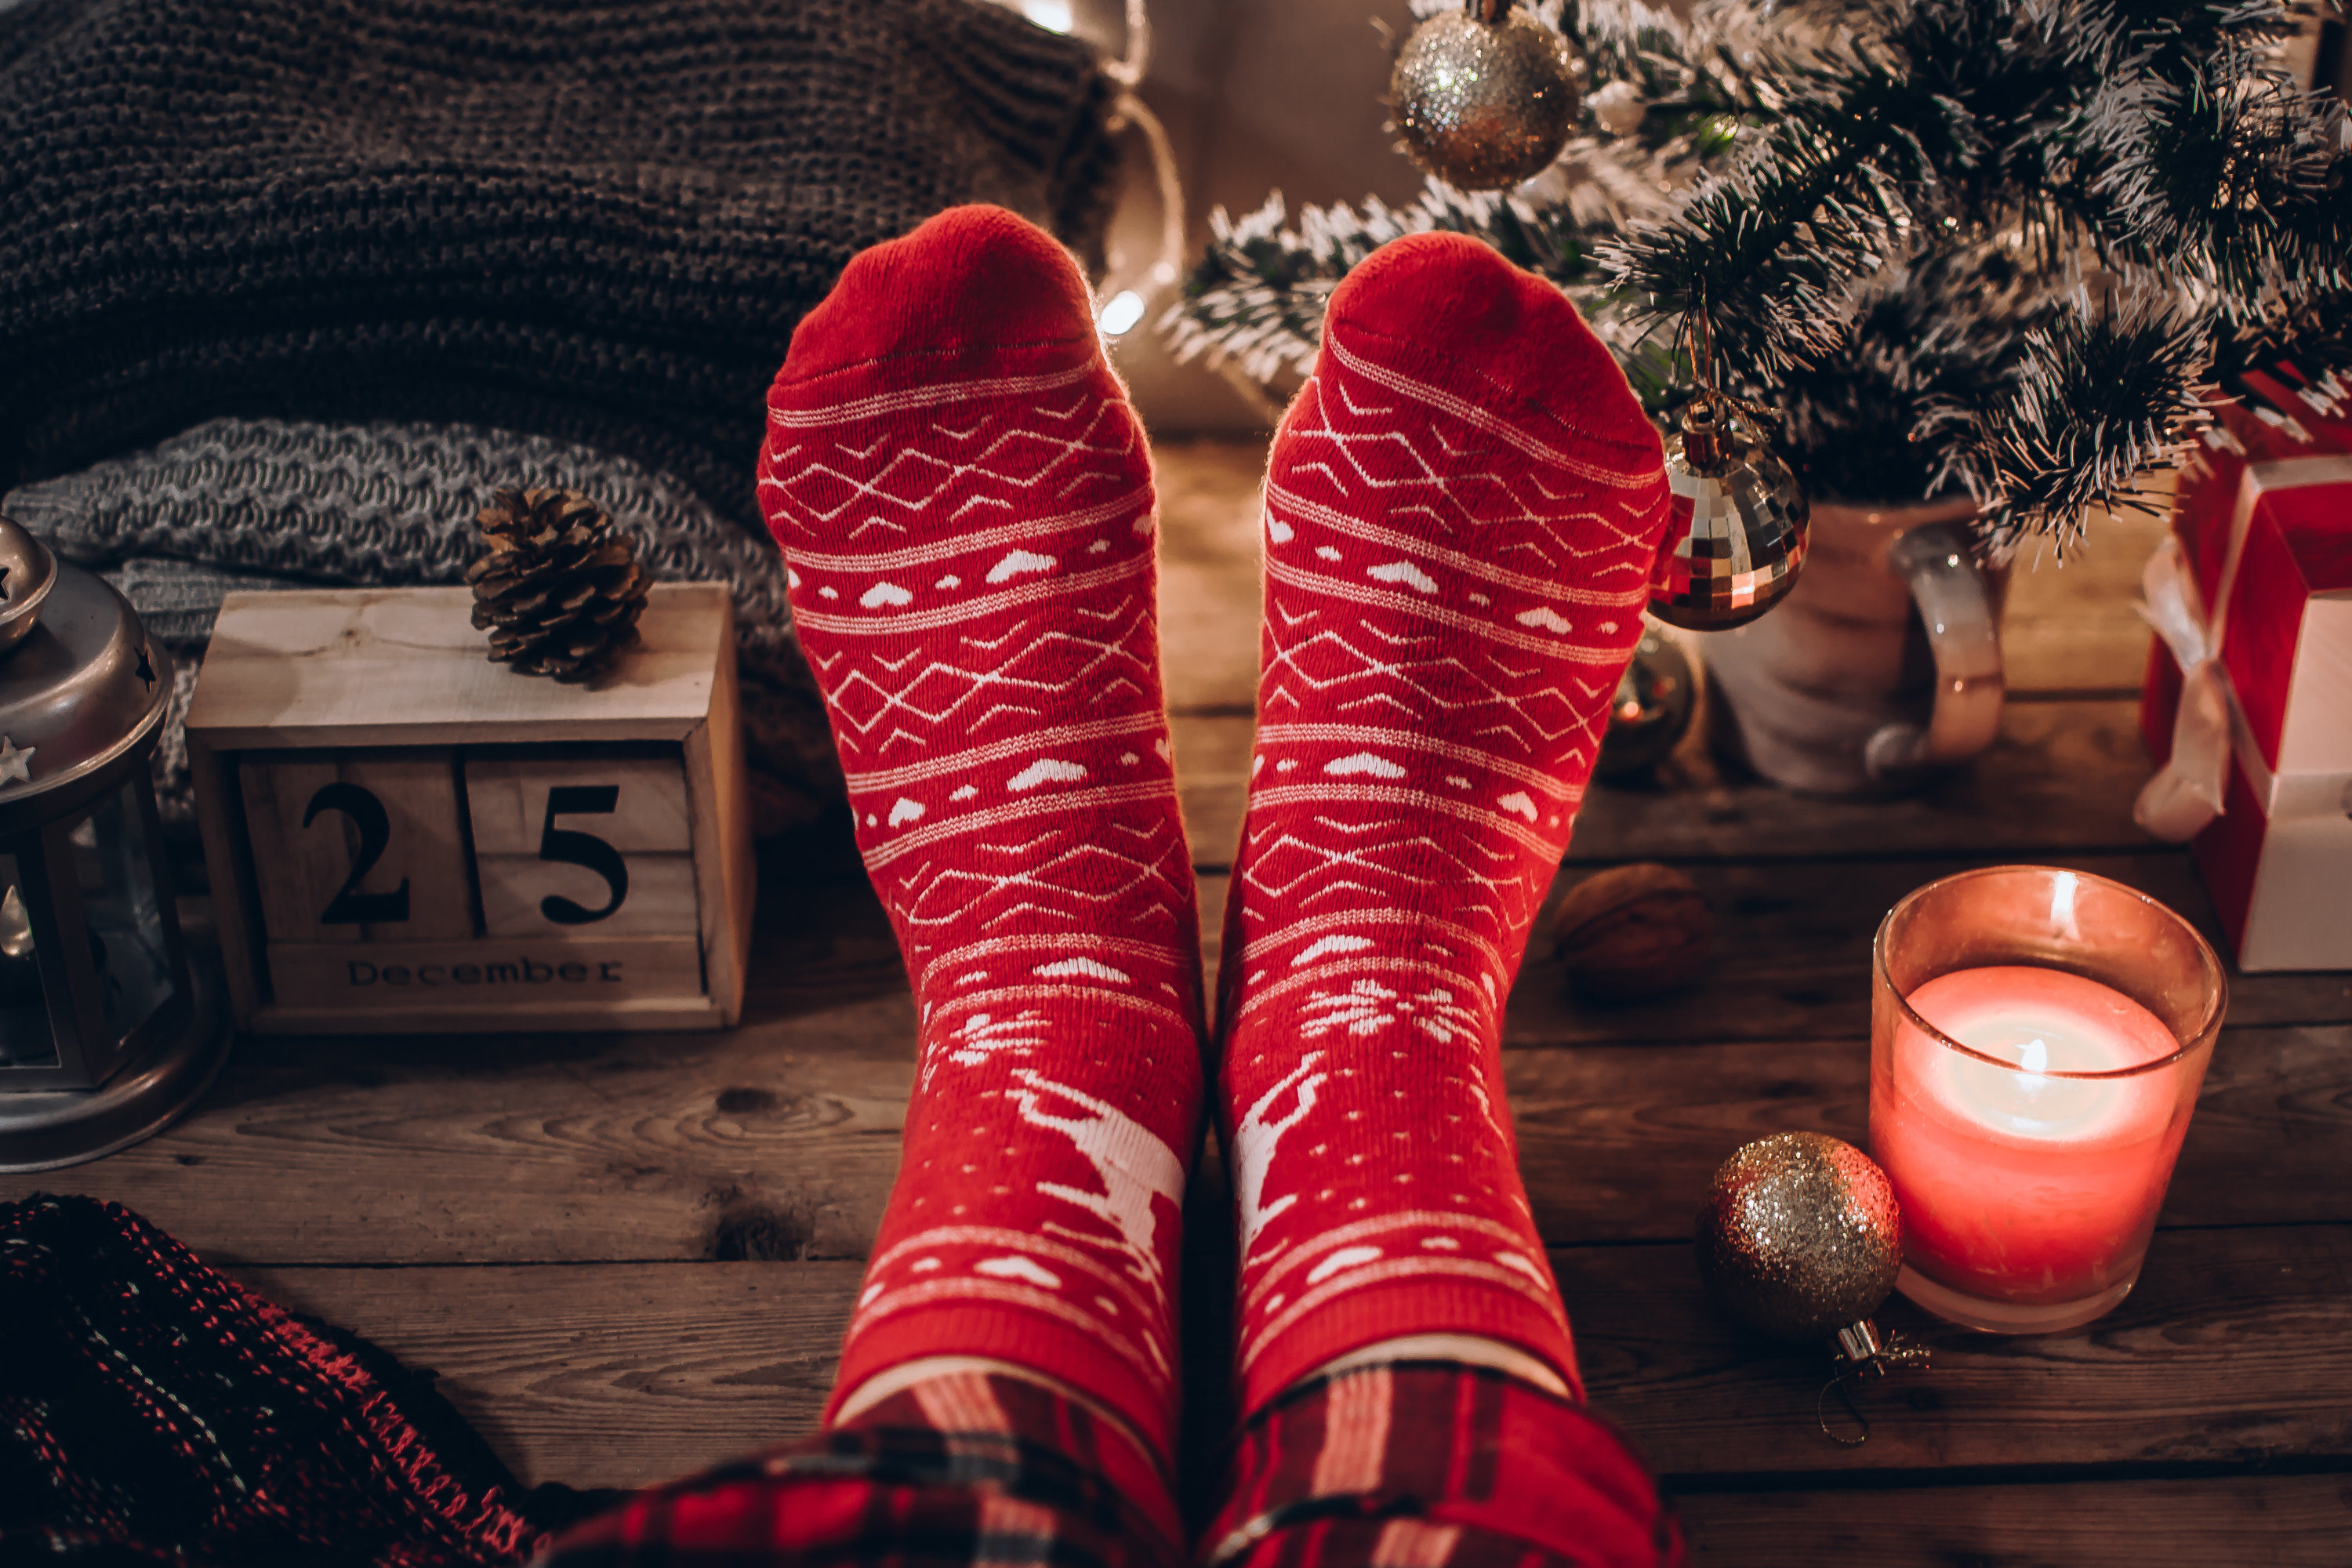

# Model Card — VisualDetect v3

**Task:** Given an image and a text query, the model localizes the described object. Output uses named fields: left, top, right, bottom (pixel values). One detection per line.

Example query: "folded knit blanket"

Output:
left=2, top=416, right=840, bottom=836
left=0, top=1192, right=619, bottom=1566
left=0, top=0, right=1120, bottom=533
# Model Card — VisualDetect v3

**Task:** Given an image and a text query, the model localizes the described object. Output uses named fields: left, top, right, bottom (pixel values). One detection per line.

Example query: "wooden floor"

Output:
left=10, top=438, right=2350, bottom=1565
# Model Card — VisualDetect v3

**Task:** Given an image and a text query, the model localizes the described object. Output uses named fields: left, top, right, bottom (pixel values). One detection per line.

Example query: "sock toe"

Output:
left=779, top=204, right=1098, bottom=385
left=1323, top=230, right=1657, bottom=457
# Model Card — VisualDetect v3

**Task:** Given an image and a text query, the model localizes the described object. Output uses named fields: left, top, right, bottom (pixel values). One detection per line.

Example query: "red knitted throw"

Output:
left=0, top=1194, right=606, bottom=1566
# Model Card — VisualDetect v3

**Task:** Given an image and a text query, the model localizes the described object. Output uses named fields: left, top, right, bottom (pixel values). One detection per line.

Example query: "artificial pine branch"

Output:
left=1777, top=241, right=2050, bottom=504
left=1593, top=48, right=1955, bottom=375
left=2087, top=45, right=2351, bottom=301
left=1927, top=291, right=2210, bottom=552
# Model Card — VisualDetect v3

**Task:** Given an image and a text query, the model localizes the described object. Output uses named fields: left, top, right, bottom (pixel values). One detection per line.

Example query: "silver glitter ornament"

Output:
left=1391, top=0, right=1580, bottom=191
left=1647, top=400, right=1809, bottom=632
left=1695, top=1132, right=1902, bottom=1342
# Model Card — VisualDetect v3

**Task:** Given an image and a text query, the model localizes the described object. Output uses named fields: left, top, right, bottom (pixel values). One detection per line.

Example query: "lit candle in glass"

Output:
left=1870, top=868, right=2227, bottom=1334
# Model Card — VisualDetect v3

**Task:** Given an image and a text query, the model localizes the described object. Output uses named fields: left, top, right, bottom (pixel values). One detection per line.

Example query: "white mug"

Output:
left=1699, top=498, right=2005, bottom=796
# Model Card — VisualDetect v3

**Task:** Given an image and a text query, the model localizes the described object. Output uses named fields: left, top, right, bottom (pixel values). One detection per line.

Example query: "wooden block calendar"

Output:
left=186, top=584, right=753, bottom=1033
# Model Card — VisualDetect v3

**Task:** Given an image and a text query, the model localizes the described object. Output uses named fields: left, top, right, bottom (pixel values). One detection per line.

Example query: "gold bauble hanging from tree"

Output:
left=1390, top=0, right=1580, bottom=191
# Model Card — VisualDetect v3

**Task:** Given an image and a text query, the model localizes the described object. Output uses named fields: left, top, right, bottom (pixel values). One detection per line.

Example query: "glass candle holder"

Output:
left=1870, top=866, right=2227, bottom=1334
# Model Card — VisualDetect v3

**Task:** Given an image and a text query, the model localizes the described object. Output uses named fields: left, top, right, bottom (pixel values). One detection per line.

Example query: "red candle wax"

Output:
left=1871, top=965, right=2188, bottom=1309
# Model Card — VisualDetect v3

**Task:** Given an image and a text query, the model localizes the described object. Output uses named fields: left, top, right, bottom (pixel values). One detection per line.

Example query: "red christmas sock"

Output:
left=759, top=206, right=1203, bottom=1479
left=1217, top=233, right=1672, bottom=1414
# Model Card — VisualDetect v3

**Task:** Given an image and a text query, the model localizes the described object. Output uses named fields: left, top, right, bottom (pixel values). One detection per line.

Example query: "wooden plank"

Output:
left=1677, top=1476, right=2351, bottom=1567
left=1196, top=869, right=2350, bottom=1051
left=1174, top=718, right=1252, bottom=871
left=220, top=1225, right=2351, bottom=1494
left=187, top=585, right=724, bottom=750
left=1570, top=1224, right=2352, bottom=1476
left=1508, top=1024, right=2352, bottom=1244
left=1153, top=436, right=1266, bottom=717
left=4, top=996, right=2339, bottom=1260
left=1510, top=851, right=2352, bottom=1047
left=5, top=870, right=2342, bottom=1258
left=1998, top=502, right=2169, bottom=696
left=0, top=884, right=919, bottom=1264
left=229, top=1261, right=861, bottom=1492
left=1572, top=697, right=2158, bottom=862
left=1171, top=699, right=2163, bottom=874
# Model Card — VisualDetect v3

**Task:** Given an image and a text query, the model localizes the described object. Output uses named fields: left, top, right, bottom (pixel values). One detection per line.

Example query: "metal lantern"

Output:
left=0, top=515, right=226, bottom=1171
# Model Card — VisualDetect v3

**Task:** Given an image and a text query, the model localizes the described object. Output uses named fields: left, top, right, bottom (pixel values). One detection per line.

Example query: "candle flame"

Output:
left=2014, top=1035, right=2050, bottom=1096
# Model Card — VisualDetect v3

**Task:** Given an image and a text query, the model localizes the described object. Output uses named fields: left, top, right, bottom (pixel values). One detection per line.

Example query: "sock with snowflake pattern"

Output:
left=1216, top=231, right=1674, bottom=1415
left=758, top=206, right=1202, bottom=1515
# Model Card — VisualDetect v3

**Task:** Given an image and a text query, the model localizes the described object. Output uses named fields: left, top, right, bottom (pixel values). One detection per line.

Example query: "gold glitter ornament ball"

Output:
left=1696, top=1132, right=1904, bottom=1341
left=1391, top=2, right=1580, bottom=191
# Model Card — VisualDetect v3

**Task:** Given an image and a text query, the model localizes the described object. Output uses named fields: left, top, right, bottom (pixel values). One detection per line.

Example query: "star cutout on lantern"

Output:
left=0, top=737, right=34, bottom=786
left=134, top=645, right=155, bottom=691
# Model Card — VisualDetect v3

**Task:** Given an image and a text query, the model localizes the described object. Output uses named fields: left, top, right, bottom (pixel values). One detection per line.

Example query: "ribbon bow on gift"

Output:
left=2134, top=452, right=2352, bottom=843
left=2133, top=535, right=2234, bottom=842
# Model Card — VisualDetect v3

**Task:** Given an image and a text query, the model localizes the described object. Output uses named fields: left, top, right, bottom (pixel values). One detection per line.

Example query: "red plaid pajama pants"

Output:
left=537, top=1363, right=1681, bottom=1568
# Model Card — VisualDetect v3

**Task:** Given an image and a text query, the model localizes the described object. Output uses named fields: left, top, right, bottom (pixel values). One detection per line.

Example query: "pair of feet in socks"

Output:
left=547, top=205, right=1679, bottom=1568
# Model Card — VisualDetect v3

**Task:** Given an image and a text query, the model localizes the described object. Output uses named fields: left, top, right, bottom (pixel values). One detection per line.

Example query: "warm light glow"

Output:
left=1020, top=0, right=1073, bottom=33
left=2049, top=869, right=2082, bottom=942
left=1098, top=289, right=1146, bottom=336
left=1877, top=965, right=2183, bottom=1308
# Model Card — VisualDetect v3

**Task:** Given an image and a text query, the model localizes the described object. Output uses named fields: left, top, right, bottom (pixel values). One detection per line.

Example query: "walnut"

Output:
left=1548, top=862, right=1713, bottom=1003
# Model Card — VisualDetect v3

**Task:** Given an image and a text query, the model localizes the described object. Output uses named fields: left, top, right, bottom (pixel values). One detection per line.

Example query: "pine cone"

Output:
left=466, top=488, right=651, bottom=681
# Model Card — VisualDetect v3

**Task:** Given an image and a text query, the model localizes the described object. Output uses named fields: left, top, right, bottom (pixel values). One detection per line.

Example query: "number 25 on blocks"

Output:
left=186, top=585, right=753, bottom=1033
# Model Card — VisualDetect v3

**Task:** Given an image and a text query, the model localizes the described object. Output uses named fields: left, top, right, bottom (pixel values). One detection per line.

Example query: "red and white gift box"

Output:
left=2139, top=371, right=2352, bottom=973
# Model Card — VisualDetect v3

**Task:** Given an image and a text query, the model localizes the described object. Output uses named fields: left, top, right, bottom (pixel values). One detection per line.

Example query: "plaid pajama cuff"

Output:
left=1204, top=1363, right=1683, bottom=1568
left=533, top=1370, right=1183, bottom=1568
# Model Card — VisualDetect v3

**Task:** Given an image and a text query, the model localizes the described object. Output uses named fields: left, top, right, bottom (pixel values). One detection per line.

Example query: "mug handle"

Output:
left=1864, top=521, right=2004, bottom=781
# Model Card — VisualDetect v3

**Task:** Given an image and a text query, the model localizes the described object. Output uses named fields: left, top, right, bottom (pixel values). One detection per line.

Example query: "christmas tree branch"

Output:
left=1925, top=290, right=2209, bottom=553
left=2087, top=43, right=2351, bottom=303
left=1595, top=34, right=1972, bottom=373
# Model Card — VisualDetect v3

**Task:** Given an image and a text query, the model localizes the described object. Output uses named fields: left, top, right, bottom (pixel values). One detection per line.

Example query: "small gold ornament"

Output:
left=1391, top=0, right=1580, bottom=191
left=467, top=487, right=651, bottom=682
left=1696, top=1131, right=1902, bottom=1341
left=1695, top=1132, right=1929, bottom=1446
left=1647, top=399, right=1809, bottom=631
